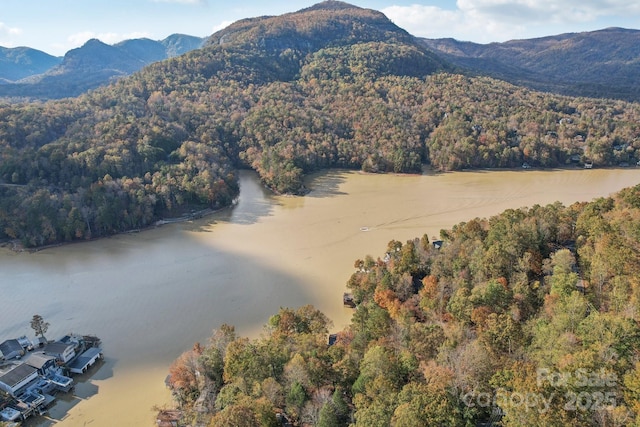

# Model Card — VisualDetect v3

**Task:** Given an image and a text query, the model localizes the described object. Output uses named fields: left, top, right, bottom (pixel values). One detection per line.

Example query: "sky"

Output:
left=1, top=0, right=639, bottom=56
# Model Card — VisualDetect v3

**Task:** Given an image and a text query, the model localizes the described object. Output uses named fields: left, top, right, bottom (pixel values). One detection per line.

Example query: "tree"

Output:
left=30, top=314, right=49, bottom=341
left=317, top=402, right=340, bottom=427
left=210, top=403, right=259, bottom=427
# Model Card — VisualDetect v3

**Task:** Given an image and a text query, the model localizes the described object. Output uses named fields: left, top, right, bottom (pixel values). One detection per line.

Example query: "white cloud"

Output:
left=382, top=0, right=640, bottom=42
left=0, top=22, right=23, bottom=46
left=382, top=4, right=521, bottom=42
left=456, top=0, right=640, bottom=24
left=0, top=22, right=22, bottom=36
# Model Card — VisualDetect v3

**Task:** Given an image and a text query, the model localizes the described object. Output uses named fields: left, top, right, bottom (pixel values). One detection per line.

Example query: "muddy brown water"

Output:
left=2, top=167, right=639, bottom=426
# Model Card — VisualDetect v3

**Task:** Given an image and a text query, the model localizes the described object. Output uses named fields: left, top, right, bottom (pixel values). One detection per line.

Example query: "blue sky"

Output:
left=1, top=0, right=639, bottom=56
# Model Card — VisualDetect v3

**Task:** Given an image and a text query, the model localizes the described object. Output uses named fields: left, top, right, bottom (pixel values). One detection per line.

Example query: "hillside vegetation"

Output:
left=165, top=183, right=640, bottom=426
left=1, top=1, right=640, bottom=247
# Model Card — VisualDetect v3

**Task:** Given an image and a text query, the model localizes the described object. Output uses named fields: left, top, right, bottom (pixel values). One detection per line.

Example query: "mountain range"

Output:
left=1, top=9, right=640, bottom=101
left=420, top=27, right=640, bottom=101
left=0, top=34, right=205, bottom=99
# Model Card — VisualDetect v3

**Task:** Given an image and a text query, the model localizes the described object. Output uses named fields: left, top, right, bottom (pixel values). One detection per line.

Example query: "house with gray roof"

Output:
left=0, top=339, right=25, bottom=361
left=43, top=341, right=76, bottom=363
left=0, top=362, right=38, bottom=396
left=23, top=352, right=57, bottom=376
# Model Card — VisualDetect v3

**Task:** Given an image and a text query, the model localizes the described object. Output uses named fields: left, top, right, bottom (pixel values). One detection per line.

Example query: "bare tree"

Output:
left=30, top=314, right=49, bottom=342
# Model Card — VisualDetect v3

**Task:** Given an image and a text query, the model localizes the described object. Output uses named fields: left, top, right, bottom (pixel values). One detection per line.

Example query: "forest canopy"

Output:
left=165, top=182, right=640, bottom=426
left=2, top=2, right=640, bottom=247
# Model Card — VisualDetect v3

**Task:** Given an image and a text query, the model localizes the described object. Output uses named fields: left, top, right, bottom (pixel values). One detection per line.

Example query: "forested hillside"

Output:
left=1, top=1, right=640, bottom=247
left=165, top=183, right=640, bottom=426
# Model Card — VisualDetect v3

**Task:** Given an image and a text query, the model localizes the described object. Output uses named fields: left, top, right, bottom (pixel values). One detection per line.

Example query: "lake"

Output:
left=2, top=167, right=639, bottom=426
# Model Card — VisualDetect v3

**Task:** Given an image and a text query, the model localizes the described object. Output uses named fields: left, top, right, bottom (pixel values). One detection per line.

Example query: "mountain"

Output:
left=420, top=27, right=640, bottom=101
left=207, top=0, right=415, bottom=52
left=198, top=0, right=449, bottom=83
left=2, top=1, right=640, bottom=248
left=0, top=34, right=205, bottom=99
left=0, top=46, right=62, bottom=83
left=160, top=34, right=206, bottom=57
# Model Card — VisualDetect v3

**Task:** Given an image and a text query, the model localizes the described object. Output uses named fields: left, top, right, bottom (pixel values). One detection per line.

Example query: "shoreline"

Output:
left=0, top=204, right=234, bottom=254
left=3, top=164, right=638, bottom=253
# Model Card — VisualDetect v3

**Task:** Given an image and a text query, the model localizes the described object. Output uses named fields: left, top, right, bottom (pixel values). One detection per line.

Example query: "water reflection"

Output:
left=305, top=170, right=349, bottom=198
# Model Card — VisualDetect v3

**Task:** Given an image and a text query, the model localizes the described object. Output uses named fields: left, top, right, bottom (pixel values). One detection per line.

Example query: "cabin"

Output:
left=43, top=341, right=76, bottom=364
left=0, top=362, right=39, bottom=397
left=343, top=293, right=356, bottom=308
left=0, top=340, right=25, bottom=361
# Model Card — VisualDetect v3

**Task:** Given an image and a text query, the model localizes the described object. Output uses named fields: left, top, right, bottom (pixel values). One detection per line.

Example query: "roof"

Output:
left=43, top=341, right=74, bottom=355
left=0, top=340, right=23, bottom=356
left=0, top=362, right=37, bottom=388
left=68, top=347, right=102, bottom=372
left=23, top=352, right=56, bottom=370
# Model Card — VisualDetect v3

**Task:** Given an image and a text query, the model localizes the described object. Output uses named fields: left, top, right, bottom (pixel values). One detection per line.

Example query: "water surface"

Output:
left=2, top=167, right=639, bottom=426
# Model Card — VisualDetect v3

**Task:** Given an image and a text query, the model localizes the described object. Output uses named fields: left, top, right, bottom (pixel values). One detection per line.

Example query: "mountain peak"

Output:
left=300, top=0, right=363, bottom=12
left=206, top=0, right=412, bottom=53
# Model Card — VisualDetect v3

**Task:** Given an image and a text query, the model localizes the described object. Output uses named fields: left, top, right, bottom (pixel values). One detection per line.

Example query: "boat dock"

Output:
left=68, top=347, right=103, bottom=374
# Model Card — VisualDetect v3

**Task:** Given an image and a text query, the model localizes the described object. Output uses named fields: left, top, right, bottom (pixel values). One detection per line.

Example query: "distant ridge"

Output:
left=420, top=27, right=640, bottom=101
left=0, top=46, right=62, bottom=83
left=2, top=3, right=640, bottom=101
left=0, top=34, right=206, bottom=100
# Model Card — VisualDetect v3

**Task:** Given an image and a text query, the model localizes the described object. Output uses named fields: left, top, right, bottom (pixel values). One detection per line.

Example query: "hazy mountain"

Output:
left=0, top=34, right=205, bottom=99
left=160, top=34, right=206, bottom=57
left=0, top=46, right=62, bottom=83
left=420, top=27, right=640, bottom=101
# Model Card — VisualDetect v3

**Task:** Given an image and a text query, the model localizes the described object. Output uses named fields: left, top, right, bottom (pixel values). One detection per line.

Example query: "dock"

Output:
left=67, top=347, right=103, bottom=374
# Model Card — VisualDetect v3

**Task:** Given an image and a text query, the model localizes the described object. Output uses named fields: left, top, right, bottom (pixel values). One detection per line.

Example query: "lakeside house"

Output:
left=43, top=341, right=76, bottom=364
left=23, top=352, right=74, bottom=393
left=0, top=362, right=39, bottom=396
left=23, top=353, right=57, bottom=376
left=0, top=340, right=25, bottom=360
left=0, top=332, right=102, bottom=424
